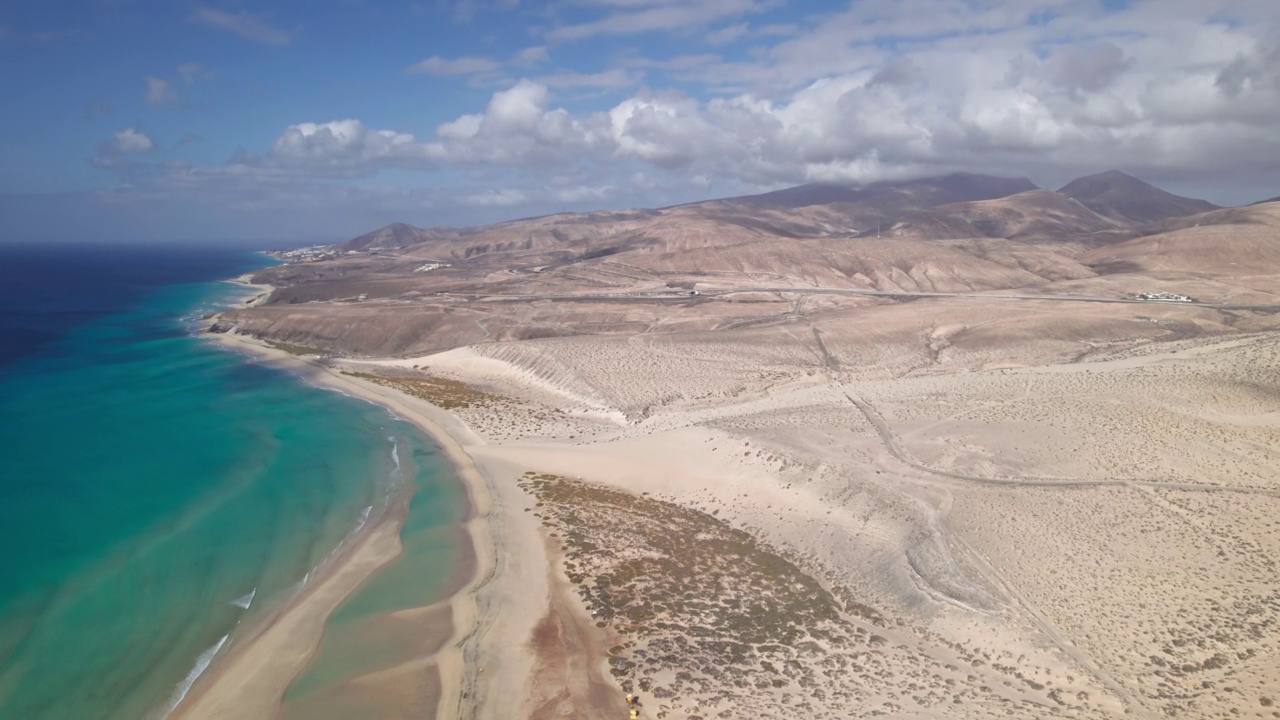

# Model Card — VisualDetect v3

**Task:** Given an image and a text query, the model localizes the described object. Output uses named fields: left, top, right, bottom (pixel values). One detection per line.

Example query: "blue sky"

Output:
left=1, top=0, right=1278, bottom=244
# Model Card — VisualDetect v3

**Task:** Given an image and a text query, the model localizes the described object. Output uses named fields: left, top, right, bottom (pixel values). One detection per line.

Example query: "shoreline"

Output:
left=170, top=325, right=498, bottom=719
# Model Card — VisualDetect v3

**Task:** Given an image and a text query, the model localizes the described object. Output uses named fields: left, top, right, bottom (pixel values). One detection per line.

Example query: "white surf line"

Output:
left=231, top=587, right=257, bottom=610
left=154, top=634, right=230, bottom=720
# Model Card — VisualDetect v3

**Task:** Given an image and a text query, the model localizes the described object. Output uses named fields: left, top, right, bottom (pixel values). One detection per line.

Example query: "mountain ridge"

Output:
left=339, top=170, right=1228, bottom=257
left=1057, top=170, right=1219, bottom=225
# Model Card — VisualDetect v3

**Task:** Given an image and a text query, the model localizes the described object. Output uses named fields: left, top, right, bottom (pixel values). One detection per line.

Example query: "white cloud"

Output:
left=624, top=53, right=721, bottom=71
left=706, top=22, right=748, bottom=46
left=269, top=120, right=434, bottom=172
left=86, top=0, right=1280, bottom=235
left=547, top=0, right=766, bottom=41
left=154, top=1, right=1280, bottom=206
left=1043, top=42, right=1132, bottom=93
left=145, top=77, right=181, bottom=107
left=425, top=79, right=603, bottom=164
left=93, top=128, right=157, bottom=168
left=111, top=128, right=155, bottom=154
left=608, top=92, right=721, bottom=167
left=191, top=7, right=289, bottom=45
left=407, top=55, right=503, bottom=76
left=513, top=46, right=550, bottom=66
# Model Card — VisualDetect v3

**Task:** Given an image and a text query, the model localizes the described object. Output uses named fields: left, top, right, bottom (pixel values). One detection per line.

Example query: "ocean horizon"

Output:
left=0, top=243, right=463, bottom=719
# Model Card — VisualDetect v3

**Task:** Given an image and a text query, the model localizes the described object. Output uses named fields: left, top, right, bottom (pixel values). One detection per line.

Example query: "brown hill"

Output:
left=343, top=172, right=1217, bottom=262
left=230, top=188, right=1277, bottom=358
left=723, top=173, right=1038, bottom=210
left=618, top=234, right=1098, bottom=293
left=377, top=173, right=1041, bottom=263
left=1082, top=201, right=1280, bottom=276
left=705, top=173, right=1039, bottom=235
left=343, top=222, right=461, bottom=251
left=884, top=189, right=1120, bottom=241
left=395, top=207, right=751, bottom=263
left=1058, top=170, right=1218, bottom=225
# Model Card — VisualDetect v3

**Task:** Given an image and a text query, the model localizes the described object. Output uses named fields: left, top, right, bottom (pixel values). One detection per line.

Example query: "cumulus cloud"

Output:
left=561, top=2, right=1280, bottom=185
left=868, top=58, right=925, bottom=88
left=1215, top=35, right=1280, bottom=118
left=425, top=79, right=602, bottom=164
left=203, top=1, right=1280, bottom=208
left=93, top=128, right=156, bottom=168
left=1044, top=42, right=1133, bottom=93
left=88, top=0, right=1280, bottom=235
left=416, top=4, right=1280, bottom=189
left=111, top=128, right=155, bottom=153
left=269, top=120, right=435, bottom=173
left=608, top=92, right=722, bottom=168
left=191, top=7, right=289, bottom=45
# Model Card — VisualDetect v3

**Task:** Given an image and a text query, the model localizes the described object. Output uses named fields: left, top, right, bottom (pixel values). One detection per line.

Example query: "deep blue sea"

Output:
left=0, top=244, right=461, bottom=719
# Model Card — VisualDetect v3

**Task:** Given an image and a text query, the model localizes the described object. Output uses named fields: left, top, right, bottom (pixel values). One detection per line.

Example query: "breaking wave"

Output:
left=231, top=587, right=256, bottom=610
left=154, top=634, right=229, bottom=719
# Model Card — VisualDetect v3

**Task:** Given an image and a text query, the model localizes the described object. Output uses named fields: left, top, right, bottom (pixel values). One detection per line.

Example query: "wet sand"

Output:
left=170, top=331, right=505, bottom=720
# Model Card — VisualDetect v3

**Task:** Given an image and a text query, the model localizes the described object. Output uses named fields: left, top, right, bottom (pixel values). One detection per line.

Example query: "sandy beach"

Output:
left=177, top=320, right=658, bottom=720
left=169, top=331, right=502, bottom=720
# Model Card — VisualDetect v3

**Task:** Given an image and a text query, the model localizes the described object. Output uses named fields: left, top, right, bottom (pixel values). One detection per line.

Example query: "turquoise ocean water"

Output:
left=0, top=245, right=462, bottom=719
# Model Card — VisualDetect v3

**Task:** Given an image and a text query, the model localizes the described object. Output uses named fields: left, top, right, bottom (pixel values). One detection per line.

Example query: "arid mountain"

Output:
left=343, top=222, right=462, bottom=251
left=344, top=172, right=1225, bottom=262
left=1057, top=170, right=1218, bottom=225
left=883, top=189, right=1121, bottom=241
left=363, top=173, right=1041, bottom=264
left=1083, top=201, right=1280, bottom=277
left=700, top=172, right=1040, bottom=235
left=720, top=172, right=1038, bottom=210
left=219, top=171, right=1280, bottom=358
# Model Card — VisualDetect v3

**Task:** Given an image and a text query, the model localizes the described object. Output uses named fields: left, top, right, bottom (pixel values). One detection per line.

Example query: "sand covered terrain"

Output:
left=298, top=317, right=1277, bottom=720
left=192, top=178, right=1280, bottom=719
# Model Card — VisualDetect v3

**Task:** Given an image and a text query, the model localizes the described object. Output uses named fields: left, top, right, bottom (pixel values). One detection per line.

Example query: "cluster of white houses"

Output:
left=1136, top=291, right=1194, bottom=302
left=270, top=245, right=357, bottom=262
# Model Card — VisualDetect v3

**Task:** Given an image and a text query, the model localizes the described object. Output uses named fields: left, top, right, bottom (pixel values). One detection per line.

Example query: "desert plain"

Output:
left=192, top=171, right=1280, bottom=719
